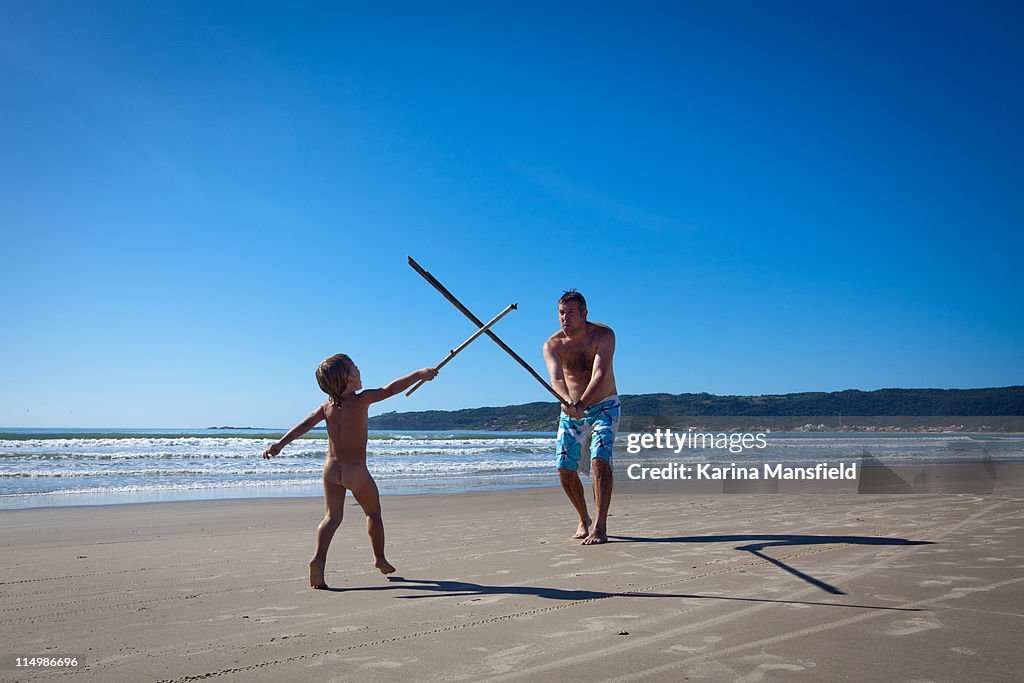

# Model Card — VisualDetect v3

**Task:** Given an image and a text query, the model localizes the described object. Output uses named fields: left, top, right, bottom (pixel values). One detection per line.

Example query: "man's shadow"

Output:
left=607, top=534, right=934, bottom=595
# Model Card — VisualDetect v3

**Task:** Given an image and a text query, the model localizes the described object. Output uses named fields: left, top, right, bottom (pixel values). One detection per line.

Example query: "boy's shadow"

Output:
left=322, top=569, right=922, bottom=612
left=321, top=579, right=605, bottom=601
left=606, top=533, right=935, bottom=595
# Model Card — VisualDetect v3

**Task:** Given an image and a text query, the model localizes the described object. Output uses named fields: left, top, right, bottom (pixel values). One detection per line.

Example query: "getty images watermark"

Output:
left=618, top=426, right=1018, bottom=494
left=623, top=428, right=857, bottom=482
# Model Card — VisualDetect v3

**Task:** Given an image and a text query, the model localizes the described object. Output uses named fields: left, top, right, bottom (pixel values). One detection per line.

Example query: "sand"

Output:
left=2, top=483, right=1022, bottom=682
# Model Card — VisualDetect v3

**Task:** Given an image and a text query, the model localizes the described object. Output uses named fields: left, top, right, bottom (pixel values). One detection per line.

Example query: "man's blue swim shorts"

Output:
left=555, top=395, right=621, bottom=471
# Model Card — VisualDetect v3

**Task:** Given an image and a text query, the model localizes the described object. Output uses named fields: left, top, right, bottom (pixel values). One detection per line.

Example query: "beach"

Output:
left=2, top=485, right=1022, bottom=681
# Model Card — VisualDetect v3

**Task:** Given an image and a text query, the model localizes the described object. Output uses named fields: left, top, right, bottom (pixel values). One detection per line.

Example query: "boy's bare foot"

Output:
left=309, top=558, right=328, bottom=589
left=581, top=530, right=608, bottom=545
left=375, top=558, right=396, bottom=575
left=573, top=517, right=592, bottom=539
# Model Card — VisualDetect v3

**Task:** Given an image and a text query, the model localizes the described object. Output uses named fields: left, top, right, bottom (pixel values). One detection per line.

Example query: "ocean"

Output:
left=1, top=429, right=1021, bottom=509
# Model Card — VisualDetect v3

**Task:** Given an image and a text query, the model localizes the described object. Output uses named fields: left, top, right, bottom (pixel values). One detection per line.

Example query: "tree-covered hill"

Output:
left=367, top=386, right=1024, bottom=431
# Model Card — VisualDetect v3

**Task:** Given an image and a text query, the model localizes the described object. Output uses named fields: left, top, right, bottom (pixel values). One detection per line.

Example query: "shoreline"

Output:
left=6, top=460, right=1023, bottom=512
left=0, top=478, right=562, bottom=512
left=0, top=482, right=563, bottom=515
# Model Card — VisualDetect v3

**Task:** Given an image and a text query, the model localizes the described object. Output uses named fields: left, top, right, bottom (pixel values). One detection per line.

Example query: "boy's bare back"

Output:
left=320, top=395, right=378, bottom=491
left=321, top=394, right=371, bottom=466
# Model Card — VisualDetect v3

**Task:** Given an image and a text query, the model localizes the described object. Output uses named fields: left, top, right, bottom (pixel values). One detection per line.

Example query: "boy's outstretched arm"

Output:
left=263, top=406, right=325, bottom=458
left=362, top=368, right=438, bottom=404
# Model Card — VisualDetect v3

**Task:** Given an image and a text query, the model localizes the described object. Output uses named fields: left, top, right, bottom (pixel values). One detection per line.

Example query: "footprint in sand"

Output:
left=736, top=661, right=815, bottom=683
left=544, top=614, right=640, bottom=639
left=456, top=595, right=506, bottom=606
left=885, top=617, right=942, bottom=636
left=359, top=657, right=418, bottom=670
left=482, top=644, right=537, bottom=674
left=551, top=558, right=583, bottom=567
left=667, top=643, right=707, bottom=653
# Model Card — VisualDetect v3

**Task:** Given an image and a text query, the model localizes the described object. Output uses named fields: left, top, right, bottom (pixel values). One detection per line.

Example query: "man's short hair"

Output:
left=558, top=289, right=586, bottom=310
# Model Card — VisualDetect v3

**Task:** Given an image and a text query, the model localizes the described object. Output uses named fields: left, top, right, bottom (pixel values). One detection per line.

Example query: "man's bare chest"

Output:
left=559, top=342, right=596, bottom=374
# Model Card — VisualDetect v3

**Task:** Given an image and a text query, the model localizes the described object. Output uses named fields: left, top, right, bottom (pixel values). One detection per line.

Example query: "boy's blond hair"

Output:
left=316, top=354, right=354, bottom=403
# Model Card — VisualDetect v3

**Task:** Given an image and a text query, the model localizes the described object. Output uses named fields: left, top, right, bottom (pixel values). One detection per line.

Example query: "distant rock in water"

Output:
left=207, top=426, right=270, bottom=430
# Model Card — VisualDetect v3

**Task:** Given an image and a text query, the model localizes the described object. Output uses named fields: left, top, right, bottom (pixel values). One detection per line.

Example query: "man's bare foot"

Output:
left=573, top=517, right=592, bottom=539
left=309, top=558, right=328, bottom=589
left=581, top=530, right=608, bottom=546
left=375, top=558, right=396, bottom=575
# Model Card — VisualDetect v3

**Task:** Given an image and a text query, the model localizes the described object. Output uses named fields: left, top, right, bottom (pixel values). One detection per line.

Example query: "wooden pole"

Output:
left=408, top=257, right=571, bottom=409
left=406, top=302, right=517, bottom=396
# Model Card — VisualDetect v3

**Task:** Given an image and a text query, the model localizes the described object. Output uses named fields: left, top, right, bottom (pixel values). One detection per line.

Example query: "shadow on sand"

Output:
left=321, top=567, right=921, bottom=612
left=606, top=533, right=934, bottom=595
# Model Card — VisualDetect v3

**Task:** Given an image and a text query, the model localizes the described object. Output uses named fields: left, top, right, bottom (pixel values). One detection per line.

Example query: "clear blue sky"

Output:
left=2, top=1, right=1022, bottom=428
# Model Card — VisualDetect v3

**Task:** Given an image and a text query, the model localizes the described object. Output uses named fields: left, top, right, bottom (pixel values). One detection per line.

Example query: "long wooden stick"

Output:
left=406, top=302, right=517, bottom=396
left=408, top=257, right=571, bottom=409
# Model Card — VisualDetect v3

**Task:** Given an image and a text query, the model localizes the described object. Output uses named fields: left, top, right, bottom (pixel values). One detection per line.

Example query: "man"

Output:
left=542, top=289, right=620, bottom=545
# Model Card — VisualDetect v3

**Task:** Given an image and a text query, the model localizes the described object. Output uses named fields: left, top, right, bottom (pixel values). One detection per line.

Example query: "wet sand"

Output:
left=2, top=484, right=1022, bottom=681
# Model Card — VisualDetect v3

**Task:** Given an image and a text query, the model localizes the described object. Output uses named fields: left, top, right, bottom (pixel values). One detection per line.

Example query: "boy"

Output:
left=263, top=354, right=437, bottom=589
